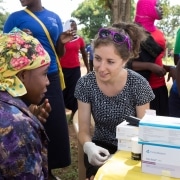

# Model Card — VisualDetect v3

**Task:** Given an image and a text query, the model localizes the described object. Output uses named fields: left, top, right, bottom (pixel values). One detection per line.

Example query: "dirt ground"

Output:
left=53, top=121, right=79, bottom=180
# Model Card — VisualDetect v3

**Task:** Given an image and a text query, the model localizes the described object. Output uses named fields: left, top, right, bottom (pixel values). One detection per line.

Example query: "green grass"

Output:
left=163, top=57, right=174, bottom=66
left=52, top=142, right=78, bottom=180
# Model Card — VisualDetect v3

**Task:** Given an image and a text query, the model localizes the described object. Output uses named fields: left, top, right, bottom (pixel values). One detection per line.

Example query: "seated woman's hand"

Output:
left=29, top=99, right=51, bottom=123
left=86, top=176, right=95, bottom=180
left=83, top=142, right=110, bottom=166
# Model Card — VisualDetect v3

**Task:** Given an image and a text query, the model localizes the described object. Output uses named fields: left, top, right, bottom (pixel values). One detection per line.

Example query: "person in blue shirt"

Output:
left=168, top=29, right=180, bottom=117
left=3, top=0, right=74, bottom=179
left=86, top=39, right=94, bottom=71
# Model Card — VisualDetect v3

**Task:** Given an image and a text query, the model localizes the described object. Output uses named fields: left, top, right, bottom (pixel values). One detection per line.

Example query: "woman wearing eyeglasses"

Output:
left=74, top=22, right=155, bottom=180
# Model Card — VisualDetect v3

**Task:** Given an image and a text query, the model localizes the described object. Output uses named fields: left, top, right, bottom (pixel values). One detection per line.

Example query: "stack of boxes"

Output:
left=116, top=114, right=180, bottom=178
left=116, top=120, right=139, bottom=151
left=139, top=114, right=180, bottom=178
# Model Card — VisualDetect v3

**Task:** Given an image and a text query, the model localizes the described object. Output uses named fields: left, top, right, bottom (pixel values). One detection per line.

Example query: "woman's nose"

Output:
left=46, top=76, right=50, bottom=86
left=99, top=61, right=106, bottom=70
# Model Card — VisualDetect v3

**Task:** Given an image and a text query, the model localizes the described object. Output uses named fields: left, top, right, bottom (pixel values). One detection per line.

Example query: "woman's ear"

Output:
left=16, top=70, right=27, bottom=82
left=123, top=60, right=128, bottom=68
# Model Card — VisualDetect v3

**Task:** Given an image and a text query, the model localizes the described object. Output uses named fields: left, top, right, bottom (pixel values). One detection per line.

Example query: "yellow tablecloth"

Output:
left=94, top=151, right=176, bottom=180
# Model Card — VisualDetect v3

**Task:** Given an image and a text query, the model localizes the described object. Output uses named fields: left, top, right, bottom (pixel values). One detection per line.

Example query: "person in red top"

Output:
left=128, top=0, right=171, bottom=116
left=60, top=19, right=89, bottom=120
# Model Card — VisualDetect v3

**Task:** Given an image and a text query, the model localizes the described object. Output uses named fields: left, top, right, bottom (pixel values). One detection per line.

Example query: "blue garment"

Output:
left=171, top=80, right=178, bottom=94
left=86, top=44, right=93, bottom=60
left=169, top=80, right=180, bottom=117
left=168, top=30, right=180, bottom=117
left=169, top=87, right=180, bottom=117
left=3, top=8, right=63, bottom=74
left=0, top=91, right=48, bottom=179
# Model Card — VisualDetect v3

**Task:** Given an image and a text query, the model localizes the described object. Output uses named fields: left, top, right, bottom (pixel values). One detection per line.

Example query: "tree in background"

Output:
left=98, top=0, right=132, bottom=22
left=71, top=0, right=135, bottom=41
left=155, top=0, right=180, bottom=53
left=0, top=0, right=10, bottom=32
left=71, top=0, right=111, bottom=40
left=156, top=0, right=180, bottom=38
left=72, top=0, right=180, bottom=50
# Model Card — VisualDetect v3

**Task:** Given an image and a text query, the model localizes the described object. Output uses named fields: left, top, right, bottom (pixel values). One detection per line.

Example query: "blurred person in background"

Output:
left=169, top=28, right=180, bottom=117
left=127, top=0, right=171, bottom=116
left=60, top=19, right=89, bottom=121
left=86, top=39, right=94, bottom=71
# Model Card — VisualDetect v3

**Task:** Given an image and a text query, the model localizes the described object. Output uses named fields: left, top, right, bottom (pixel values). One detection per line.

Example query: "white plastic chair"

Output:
left=72, top=111, right=94, bottom=180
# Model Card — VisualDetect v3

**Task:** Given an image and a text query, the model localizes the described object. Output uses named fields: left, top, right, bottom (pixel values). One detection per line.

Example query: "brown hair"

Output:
left=93, top=22, right=147, bottom=61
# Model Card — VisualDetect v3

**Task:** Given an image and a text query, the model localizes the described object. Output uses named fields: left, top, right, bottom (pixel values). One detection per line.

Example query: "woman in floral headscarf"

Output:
left=0, top=28, right=50, bottom=179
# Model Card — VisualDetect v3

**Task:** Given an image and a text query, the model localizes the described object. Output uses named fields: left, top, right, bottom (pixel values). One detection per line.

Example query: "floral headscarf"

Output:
left=0, top=27, right=50, bottom=97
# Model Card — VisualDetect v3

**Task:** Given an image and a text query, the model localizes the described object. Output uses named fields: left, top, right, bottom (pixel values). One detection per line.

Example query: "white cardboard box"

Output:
left=117, top=139, right=132, bottom=151
left=142, top=144, right=180, bottom=178
left=116, top=120, right=139, bottom=140
left=139, top=115, right=180, bottom=147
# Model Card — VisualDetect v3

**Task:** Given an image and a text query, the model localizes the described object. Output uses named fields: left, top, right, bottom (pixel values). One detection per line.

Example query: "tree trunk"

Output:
left=112, top=0, right=131, bottom=23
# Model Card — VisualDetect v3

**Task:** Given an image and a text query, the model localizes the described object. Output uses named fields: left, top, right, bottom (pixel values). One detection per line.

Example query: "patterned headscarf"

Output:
left=0, top=27, right=51, bottom=97
left=134, top=0, right=159, bottom=32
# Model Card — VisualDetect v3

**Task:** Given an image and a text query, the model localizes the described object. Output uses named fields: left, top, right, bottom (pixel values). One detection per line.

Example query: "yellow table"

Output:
left=94, top=151, right=177, bottom=180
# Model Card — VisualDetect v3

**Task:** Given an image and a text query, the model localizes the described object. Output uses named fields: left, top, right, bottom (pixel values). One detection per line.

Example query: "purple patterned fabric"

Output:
left=0, top=91, right=48, bottom=179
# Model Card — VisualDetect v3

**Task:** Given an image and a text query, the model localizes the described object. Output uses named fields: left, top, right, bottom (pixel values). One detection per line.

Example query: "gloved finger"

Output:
left=96, top=153, right=109, bottom=162
left=99, top=148, right=110, bottom=157
left=91, top=159, right=106, bottom=166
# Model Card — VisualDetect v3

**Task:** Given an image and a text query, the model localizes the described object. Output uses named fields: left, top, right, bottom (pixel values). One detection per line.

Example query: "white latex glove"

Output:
left=83, top=142, right=110, bottom=166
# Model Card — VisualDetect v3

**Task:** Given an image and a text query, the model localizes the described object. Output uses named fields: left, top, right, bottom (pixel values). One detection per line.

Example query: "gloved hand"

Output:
left=83, top=142, right=110, bottom=166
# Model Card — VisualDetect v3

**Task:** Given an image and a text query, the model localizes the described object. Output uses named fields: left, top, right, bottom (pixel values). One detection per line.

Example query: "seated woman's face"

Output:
left=18, top=64, right=50, bottom=105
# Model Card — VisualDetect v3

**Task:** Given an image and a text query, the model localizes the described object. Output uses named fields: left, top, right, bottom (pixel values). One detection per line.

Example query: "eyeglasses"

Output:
left=98, top=28, right=131, bottom=50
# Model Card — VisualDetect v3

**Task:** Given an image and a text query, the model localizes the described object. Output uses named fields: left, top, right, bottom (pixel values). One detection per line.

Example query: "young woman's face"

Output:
left=70, top=22, right=77, bottom=31
left=155, top=0, right=163, bottom=19
left=93, top=44, right=126, bottom=82
left=19, top=0, right=37, bottom=7
left=19, top=64, right=50, bottom=105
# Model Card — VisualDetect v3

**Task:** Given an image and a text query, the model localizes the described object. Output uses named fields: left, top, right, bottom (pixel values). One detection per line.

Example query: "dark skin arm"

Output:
left=56, top=30, right=76, bottom=57
left=174, top=54, right=179, bottom=65
left=173, top=54, right=180, bottom=95
left=166, top=53, right=180, bottom=82
left=131, top=61, right=167, bottom=77
left=176, top=60, right=180, bottom=96
left=80, top=46, right=90, bottom=73
left=131, top=61, right=176, bottom=81
left=22, top=28, right=75, bottom=58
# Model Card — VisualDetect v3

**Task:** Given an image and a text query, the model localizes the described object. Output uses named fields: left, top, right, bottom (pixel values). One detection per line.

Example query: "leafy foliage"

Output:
left=156, top=0, right=180, bottom=38
left=72, top=0, right=180, bottom=49
left=0, top=11, right=8, bottom=31
left=71, top=0, right=111, bottom=40
left=0, top=0, right=10, bottom=32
